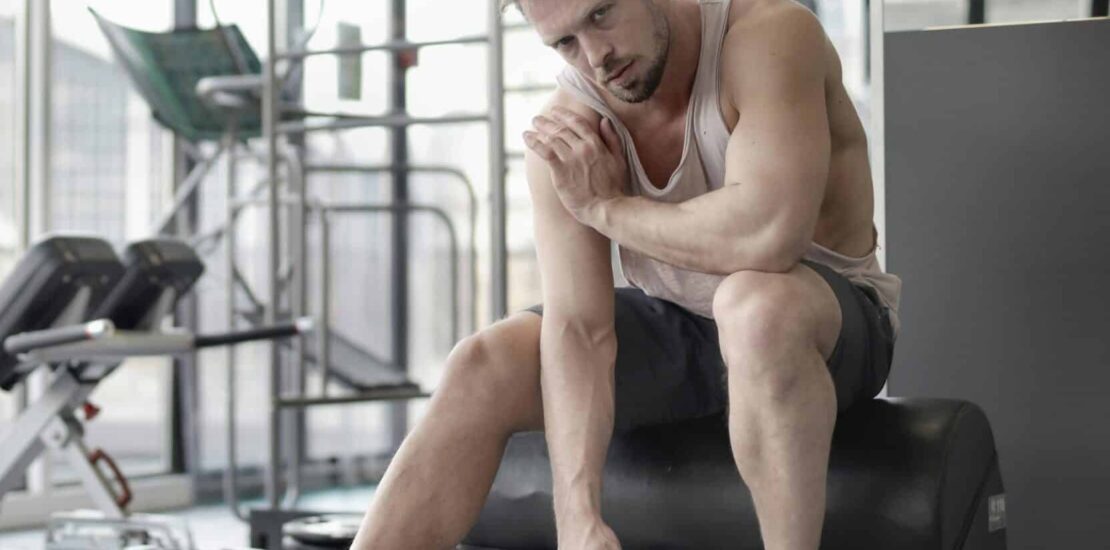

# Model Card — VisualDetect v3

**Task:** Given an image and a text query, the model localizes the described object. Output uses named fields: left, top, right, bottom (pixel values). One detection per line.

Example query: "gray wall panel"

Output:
left=885, top=19, right=1110, bottom=549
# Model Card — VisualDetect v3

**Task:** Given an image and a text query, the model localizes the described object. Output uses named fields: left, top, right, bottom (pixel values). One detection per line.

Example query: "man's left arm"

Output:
left=588, top=8, right=831, bottom=275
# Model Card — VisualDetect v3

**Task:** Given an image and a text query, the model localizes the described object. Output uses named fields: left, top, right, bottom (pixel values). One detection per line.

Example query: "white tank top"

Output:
left=554, top=0, right=902, bottom=339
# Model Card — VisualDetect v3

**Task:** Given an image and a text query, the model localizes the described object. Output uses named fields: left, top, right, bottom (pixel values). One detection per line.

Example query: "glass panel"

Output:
left=885, top=0, right=969, bottom=31
left=885, top=0, right=1087, bottom=32
left=0, top=0, right=16, bottom=426
left=47, top=0, right=175, bottom=482
left=0, top=1, right=16, bottom=282
left=986, top=0, right=1084, bottom=24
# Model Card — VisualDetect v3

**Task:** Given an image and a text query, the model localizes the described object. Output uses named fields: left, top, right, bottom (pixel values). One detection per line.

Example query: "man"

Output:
left=352, top=0, right=901, bottom=548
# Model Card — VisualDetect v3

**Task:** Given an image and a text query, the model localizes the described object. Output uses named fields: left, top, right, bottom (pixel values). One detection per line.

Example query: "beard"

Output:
left=606, top=0, right=671, bottom=103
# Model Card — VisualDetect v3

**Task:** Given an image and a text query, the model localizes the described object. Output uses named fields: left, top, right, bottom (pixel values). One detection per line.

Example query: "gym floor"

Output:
left=0, top=485, right=378, bottom=549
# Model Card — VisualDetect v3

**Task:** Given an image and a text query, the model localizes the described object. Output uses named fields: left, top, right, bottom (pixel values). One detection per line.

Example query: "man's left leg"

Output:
left=711, top=261, right=844, bottom=550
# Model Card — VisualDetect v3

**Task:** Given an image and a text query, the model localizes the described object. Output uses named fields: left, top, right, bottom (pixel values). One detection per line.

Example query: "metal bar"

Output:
left=275, top=34, right=489, bottom=61
left=173, top=0, right=197, bottom=31
left=304, top=163, right=479, bottom=334
left=968, top=0, right=986, bottom=24
left=154, top=143, right=225, bottom=235
left=54, top=425, right=127, bottom=519
left=282, top=0, right=307, bottom=510
left=320, top=214, right=333, bottom=397
left=277, top=389, right=431, bottom=408
left=490, top=0, right=509, bottom=321
left=0, top=370, right=89, bottom=497
left=282, top=142, right=307, bottom=509
left=503, top=22, right=530, bottom=32
left=264, top=0, right=283, bottom=512
left=222, top=121, right=250, bottom=522
left=322, top=203, right=461, bottom=345
left=28, top=0, right=50, bottom=239
left=14, top=0, right=30, bottom=252
left=503, top=83, right=557, bottom=94
left=870, top=0, right=889, bottom=275
left=171, top=0, right=200, bottom=486
left=277, top=113, right=489, bottom=134
left=389, top=0, right=411, bottom=461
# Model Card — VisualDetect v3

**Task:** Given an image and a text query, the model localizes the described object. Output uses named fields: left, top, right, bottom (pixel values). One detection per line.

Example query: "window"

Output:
left=885, top=0, right=1088, bottom=32
left=0, top=0, right=16, bottom=427
left=47, top=0, right=176, bottom=482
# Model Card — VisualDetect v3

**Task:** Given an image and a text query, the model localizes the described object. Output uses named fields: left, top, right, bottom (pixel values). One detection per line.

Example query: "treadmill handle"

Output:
left=194, top=317, right=314, bottom=348
left=4, top=320, right=116, bottom=355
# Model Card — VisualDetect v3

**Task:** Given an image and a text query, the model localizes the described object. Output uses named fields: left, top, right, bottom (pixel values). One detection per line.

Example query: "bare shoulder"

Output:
left=539, top=88, right=604, bottom=126
left=523, top=88, right=604, bottom=184
left=720, top=0, right=831, bottom=96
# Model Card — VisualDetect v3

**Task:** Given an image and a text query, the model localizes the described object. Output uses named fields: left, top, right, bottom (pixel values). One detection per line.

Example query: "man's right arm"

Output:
left=525, top=98, right=619, bottom=535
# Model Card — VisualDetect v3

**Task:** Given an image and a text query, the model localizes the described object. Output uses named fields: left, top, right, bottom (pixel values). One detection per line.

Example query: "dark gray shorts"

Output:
left=524, top=259, right=895, bottom=432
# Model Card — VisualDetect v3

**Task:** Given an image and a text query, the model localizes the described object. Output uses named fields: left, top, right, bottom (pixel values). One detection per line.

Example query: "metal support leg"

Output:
left=44, top=418, right=126, bottom=520
left=0, top=370, right=87, bottom=498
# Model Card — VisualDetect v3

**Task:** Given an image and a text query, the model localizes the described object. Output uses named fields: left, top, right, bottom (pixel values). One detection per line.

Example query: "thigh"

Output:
left=526, top=287, right=726, bottom=432
left=799, top=259, right=896, bottom=412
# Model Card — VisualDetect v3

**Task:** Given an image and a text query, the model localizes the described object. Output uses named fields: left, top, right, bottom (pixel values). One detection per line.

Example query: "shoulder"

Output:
left=523, top=89, right=605, bottom=167
left=522, top=88, right=605, bottom=171
left=543, top=88, right=604, bottom=125
left=720, top=0, right=830, bottom=95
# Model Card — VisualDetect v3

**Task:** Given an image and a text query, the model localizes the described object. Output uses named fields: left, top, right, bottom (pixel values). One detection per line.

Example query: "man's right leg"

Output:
left=351, top=312, right=545, bottom=550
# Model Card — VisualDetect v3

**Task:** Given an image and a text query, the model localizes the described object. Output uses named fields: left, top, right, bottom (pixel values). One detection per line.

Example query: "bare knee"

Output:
left=435, top=315, right=543, bottom=433
left=713, top=271, right=817, bottom=400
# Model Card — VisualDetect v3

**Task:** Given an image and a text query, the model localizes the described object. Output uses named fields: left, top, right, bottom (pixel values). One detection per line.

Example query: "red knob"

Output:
left=82, top=402, right=101, bottom=421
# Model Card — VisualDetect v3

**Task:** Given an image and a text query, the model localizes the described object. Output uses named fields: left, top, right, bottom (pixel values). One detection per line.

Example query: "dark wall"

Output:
left=885, top=19, right=1110, bottom=550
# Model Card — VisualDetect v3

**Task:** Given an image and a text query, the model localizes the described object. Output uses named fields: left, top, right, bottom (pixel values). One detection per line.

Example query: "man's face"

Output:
left=523, top=0, right=671, bottom=103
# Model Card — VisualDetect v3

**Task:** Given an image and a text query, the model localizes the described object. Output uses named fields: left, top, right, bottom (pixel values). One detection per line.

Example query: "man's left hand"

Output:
left=523, top=107, right=628, bottom=227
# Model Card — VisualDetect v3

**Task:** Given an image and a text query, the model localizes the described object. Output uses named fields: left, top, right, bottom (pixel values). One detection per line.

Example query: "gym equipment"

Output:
left=0, top=235, right=310, bottom=548
left=44, top=510, right=194, bottom=550
left=281, top=514, right=361, bottom=549
left=462, top=398, right=1007, bottom=549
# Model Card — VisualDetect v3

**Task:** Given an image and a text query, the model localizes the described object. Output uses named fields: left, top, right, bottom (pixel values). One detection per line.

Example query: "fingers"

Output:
left=523, top=130, right=572, bottom=163
left=549, top=108, right=605, bottom=151
left=599, top=118, right=622, bottom=156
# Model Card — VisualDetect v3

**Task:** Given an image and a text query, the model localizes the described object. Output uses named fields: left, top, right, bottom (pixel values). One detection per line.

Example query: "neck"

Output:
left=609, top=0, right=702, bottom=121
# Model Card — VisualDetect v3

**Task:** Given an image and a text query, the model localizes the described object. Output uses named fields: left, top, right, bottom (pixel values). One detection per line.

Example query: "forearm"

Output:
left=539, top=316, right=618, bottom=523
left=592, top=186, right=802, bottom=274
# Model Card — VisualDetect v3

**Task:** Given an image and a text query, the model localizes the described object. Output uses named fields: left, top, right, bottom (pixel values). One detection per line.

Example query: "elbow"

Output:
left=718, top=232, right=806, bottom=274
left=763, top=235, right=808, bottom=273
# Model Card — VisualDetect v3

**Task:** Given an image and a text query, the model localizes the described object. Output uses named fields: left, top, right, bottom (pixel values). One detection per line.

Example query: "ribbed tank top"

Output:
left=554, top=0, right=902, bottom=339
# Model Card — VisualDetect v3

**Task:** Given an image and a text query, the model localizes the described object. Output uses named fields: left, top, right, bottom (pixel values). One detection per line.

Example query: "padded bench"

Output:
left=462, top=397, right=1007, bottom=550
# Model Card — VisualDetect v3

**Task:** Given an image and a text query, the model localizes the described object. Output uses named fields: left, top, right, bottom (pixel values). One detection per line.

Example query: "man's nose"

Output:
left=580, top=36, right=613, bottom=71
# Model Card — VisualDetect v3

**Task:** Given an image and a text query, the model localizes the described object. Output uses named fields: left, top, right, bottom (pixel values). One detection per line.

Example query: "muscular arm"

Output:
left=591, top=6, right=832, bottom=275
left=526, top=100, right=618, bottom=528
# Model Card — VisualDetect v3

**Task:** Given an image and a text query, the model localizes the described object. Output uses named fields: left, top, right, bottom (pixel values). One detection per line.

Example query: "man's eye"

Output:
left=591, top=5, right=611, bottom=22
left=556, top=37, right=576, bottom=49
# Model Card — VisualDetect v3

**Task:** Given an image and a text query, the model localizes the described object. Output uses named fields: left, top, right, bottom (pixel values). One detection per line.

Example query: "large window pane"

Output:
left=47, top=0, right=174, bottom=482
left=885, top=0, right=1086, bottom=31
left=0, top=1, right=17, bottom=426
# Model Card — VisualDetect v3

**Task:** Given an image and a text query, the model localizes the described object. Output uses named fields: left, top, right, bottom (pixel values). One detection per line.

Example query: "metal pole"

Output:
left=968, top=0, right=986, bottom=24
left=222, top=121, right=249, bottom=522
left=172, top=0, right=200, bottom=492
left=320, top=214, right=333, bottom=397
left=388, top=0, right=410, bottom=451
left=264, top=0, right=283, bottom=510
left=304, top=163, right=479, bottom=334
left=282, top=0, right=307, bottom=510
left=488, top=0, right=508, bottom=321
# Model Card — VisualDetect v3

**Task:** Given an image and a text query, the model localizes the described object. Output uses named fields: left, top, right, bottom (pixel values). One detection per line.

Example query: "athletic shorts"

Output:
left=523, top=259, right=896, bottom=432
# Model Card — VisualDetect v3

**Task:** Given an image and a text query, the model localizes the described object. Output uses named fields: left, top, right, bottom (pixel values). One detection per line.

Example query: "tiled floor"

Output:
left=0, top=485, right=377, bottom=549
